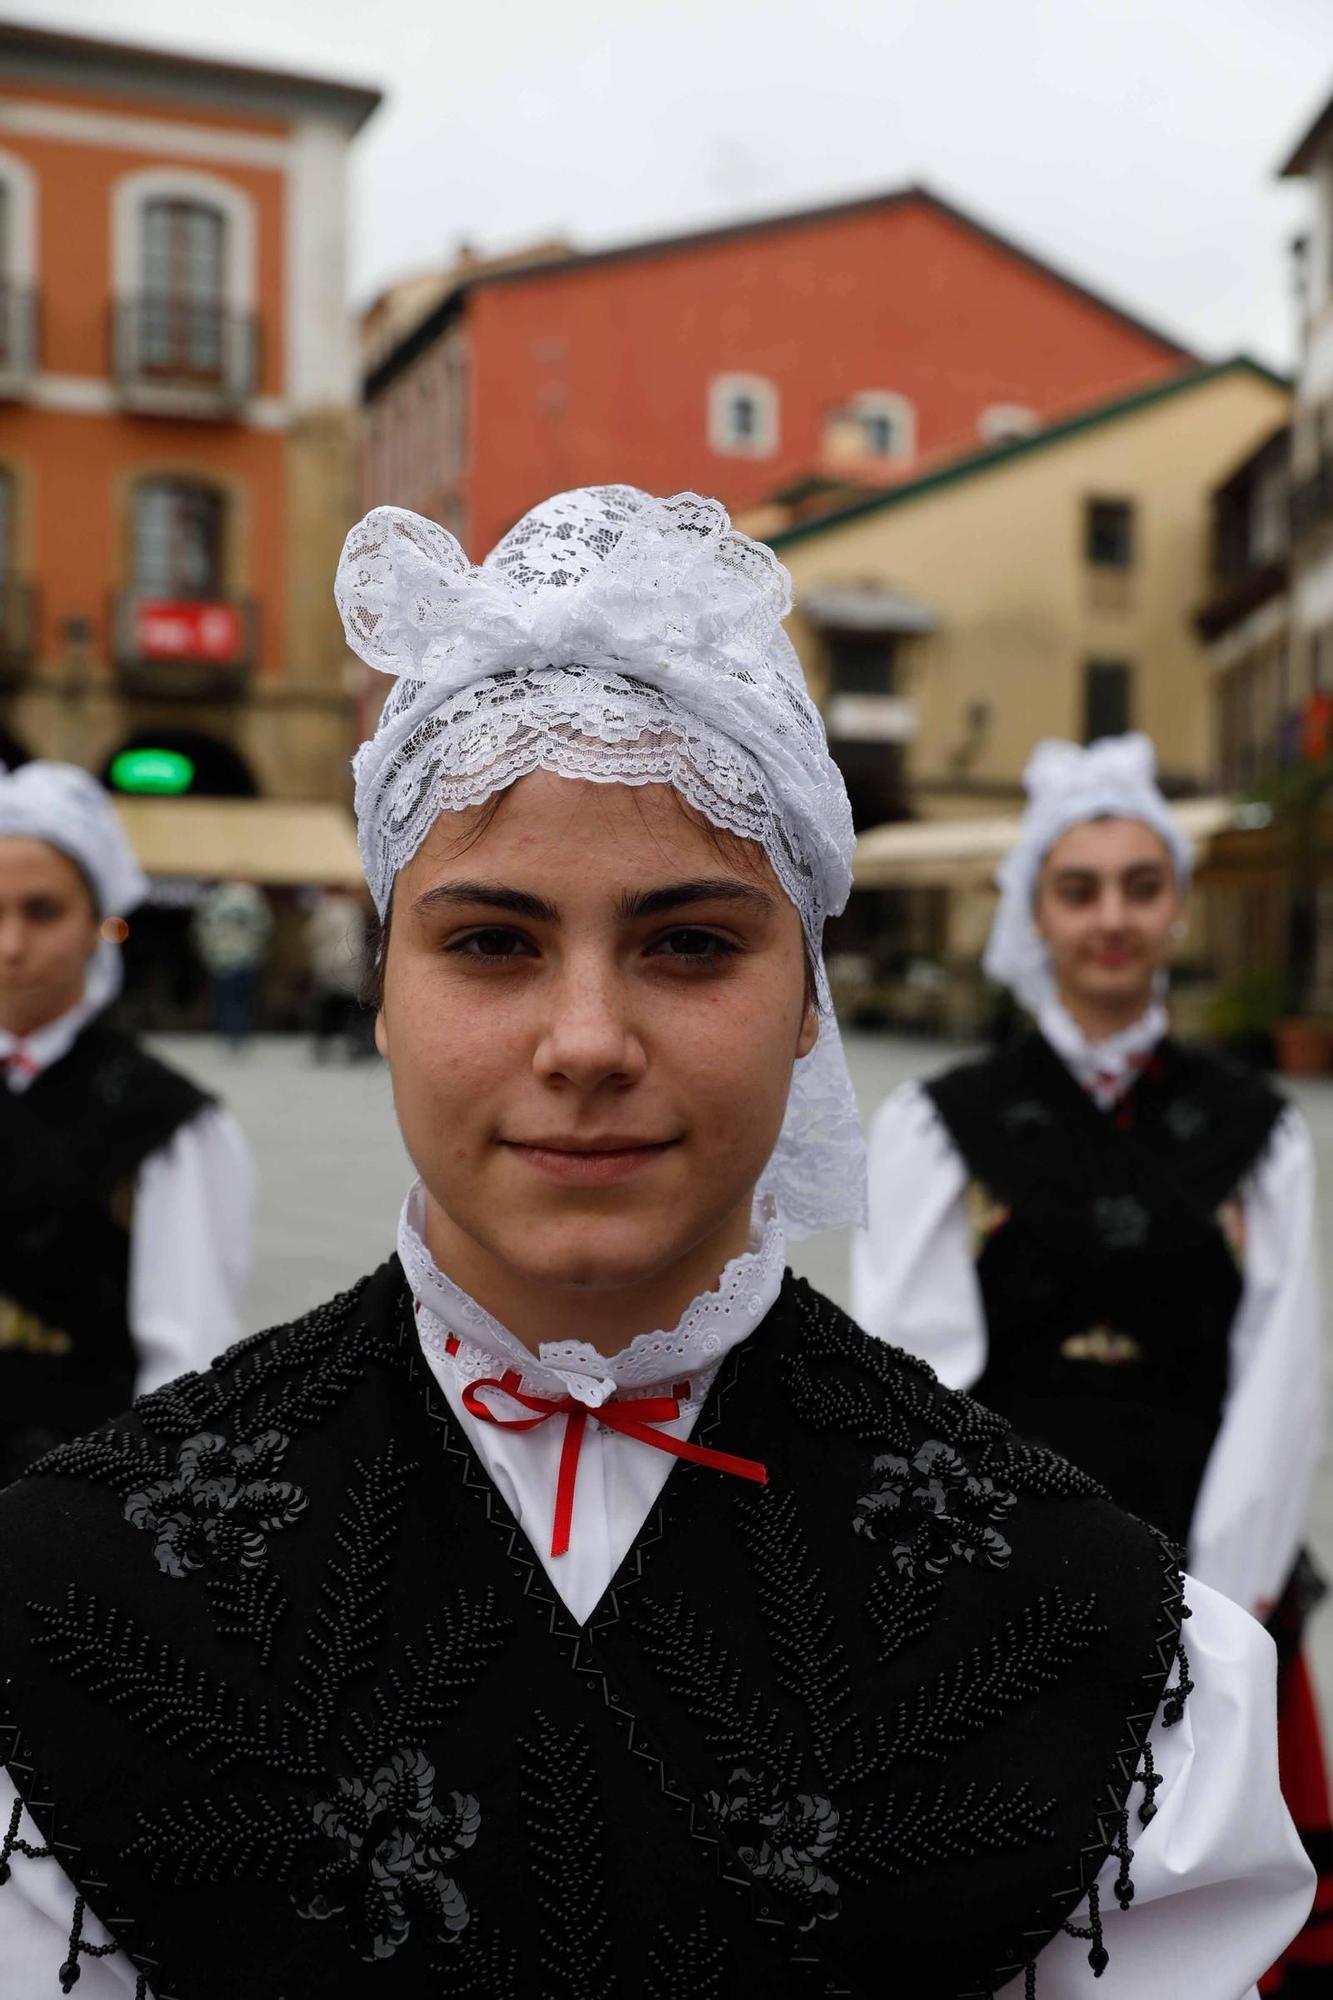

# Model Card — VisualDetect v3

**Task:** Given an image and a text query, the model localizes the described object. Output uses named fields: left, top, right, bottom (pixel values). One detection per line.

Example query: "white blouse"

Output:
left=851, top=1058, right=1322, bottom=1620
left=0, top=999, right=256, bottom=1394
left=0, top=1189, right=1314, bottom=1996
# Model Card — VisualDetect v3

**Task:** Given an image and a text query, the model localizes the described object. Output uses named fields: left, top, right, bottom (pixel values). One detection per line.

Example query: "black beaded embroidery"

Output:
left=844, top=1588, right=1105, bottom=1780
left=735, top=1485, right=853, bottom=1779
left=645, top=1908, right=729, bottom=1999
left=23, top=1439, right=510, bottom=1974
left=520, top=1716, right=615, bottom=2000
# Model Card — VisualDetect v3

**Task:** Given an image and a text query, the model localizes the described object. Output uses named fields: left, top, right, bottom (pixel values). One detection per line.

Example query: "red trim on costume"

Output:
left=439, top=1329, right=767, bottom=1558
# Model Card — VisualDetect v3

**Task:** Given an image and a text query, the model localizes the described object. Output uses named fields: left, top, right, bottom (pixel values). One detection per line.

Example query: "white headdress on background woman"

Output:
left=0, top=761, right=149, bottom=1008
left=983, top=732, right=1192, bottom=1016
left=337, top=485, right=865, bottom=1235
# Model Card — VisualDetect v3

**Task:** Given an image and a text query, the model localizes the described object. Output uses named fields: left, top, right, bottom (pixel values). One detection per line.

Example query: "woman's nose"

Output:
left=532, top=962, right=648, bottom=1090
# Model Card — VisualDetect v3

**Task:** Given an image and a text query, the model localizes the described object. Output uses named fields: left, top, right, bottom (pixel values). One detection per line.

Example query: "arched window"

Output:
left=709, top=373, right=779, bottom=457
left=140, top=198, right=228, bottom=380
left=132, top=479, right=225, bottom=599
left=112, top=169, right=255, bottom=403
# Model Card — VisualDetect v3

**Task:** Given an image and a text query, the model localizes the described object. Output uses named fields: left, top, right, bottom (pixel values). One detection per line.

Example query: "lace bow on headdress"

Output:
left=338, top=488, right=789, bottom=690
left=337, top=485, right=866, bottom=1236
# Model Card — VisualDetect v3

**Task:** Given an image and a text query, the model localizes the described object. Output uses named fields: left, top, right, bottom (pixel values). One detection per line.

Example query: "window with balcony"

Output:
left=112, top=169, right=256, bottom=410
left=133, top=479, right=224, bottom=598
left=0, top=148, right=36, bottom=390
left=139, top=199, right=227, bottom=382
left=118, top=479, right=251, bottom=696
left=708, top=373, right=779, bottom=457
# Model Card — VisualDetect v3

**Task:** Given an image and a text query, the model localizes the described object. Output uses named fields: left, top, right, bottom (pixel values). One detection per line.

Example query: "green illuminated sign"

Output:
left=109, top=748, right=196, bottom=796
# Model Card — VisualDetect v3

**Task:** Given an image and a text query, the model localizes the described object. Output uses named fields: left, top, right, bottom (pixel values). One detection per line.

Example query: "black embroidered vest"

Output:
left=0, top=1018, right=211, bottom=1483
left=0, top=1264, right=1187, bottom=2000
left=926, top=1032, right=1285, bottom=1547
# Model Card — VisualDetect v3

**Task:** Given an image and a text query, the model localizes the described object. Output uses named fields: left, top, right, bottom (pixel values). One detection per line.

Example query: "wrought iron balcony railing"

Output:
left=111, top=589, right=256, bottom=699
left=111, top=296, right=258, bottom=412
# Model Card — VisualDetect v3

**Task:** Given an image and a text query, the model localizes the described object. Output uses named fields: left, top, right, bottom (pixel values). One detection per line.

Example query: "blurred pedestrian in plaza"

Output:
left=304, top=885, right=373, bottom=1060
left=0, top=498, right=1312, bottom=1997
left=0, top=762, right=255, bottom=1488
left=191, top=876, right=273, bottom=1051
left=854, top=732, right=1331, bottom=1995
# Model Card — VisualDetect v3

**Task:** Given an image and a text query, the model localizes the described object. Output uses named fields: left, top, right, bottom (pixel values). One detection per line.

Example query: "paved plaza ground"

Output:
left=153, top=1027, right=1333, bottom=1714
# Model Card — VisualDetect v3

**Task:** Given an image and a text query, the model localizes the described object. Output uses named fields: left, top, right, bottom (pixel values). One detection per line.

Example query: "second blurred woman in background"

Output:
left=854, top=733, right=1330, bottom=1996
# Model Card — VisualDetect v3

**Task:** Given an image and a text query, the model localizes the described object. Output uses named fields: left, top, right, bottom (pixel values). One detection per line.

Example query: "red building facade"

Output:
left=362, top=186, right=1194, bottom=558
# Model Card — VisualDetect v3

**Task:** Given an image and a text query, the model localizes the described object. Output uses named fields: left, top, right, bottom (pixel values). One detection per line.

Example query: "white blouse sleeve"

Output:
left=1187, top=1110, right=1323, bottom=1617
left=0, top=1782, right=142, bottom=1996
left=128, top=1104, right=257, bottom=1397
left=996, top=1578, right=1314, bottom=1999
left=850, top=1079, right=989, bottom=1390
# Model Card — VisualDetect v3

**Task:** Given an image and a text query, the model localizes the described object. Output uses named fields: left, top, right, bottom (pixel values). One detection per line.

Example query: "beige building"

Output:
left=749, top=358, right=1291, bottom=1022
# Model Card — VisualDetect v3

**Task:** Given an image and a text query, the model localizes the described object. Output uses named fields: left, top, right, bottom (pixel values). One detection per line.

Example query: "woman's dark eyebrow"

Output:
left=411, top=877, right=774, bottom=924
left=619, top=879, right=775, bottom=920
left=412, top=882, right=558, bottom=922
left=1050, top=862, right=1166, bottom=887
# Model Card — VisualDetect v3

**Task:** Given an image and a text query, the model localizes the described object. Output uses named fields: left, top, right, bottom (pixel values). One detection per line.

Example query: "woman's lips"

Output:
left=503, top=1138, right=679, bottom=1185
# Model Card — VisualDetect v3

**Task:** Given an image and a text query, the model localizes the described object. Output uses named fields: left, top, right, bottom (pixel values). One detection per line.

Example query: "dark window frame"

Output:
left=131, top=477, right=226, bottom=600
left=1083, top=658, right=1133, bottom=742
left=1085, top=496, right=1135, bottom=569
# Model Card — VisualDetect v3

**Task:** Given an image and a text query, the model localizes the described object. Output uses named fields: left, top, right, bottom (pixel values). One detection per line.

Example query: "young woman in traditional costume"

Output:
left=0, top=762, right=255, bottom=1485
left=0, top=500, right=1313, bottom=1998
left=853, top=732, right=1330, bottom=1994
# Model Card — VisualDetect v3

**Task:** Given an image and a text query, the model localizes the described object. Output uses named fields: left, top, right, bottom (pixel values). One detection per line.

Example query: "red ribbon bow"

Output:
left=1, top=1046, right=37, bottom=1084
left=442, top=1333, right=767, bottom=1558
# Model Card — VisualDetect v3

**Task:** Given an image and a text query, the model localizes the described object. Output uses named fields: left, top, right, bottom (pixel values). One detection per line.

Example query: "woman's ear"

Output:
left=796, top=995, right=819, bottom=1060
left=374, top=1008, right=389, bottom=1060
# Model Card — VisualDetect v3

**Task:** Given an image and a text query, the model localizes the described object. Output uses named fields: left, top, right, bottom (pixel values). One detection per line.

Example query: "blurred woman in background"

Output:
left=0, top=761, right=255, bottom=1483
left=854, top=733, right=1330, bottom=1996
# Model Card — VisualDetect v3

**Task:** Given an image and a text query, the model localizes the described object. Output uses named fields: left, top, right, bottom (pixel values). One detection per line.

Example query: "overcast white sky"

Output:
left=14, top=0, right=1333, bottom=366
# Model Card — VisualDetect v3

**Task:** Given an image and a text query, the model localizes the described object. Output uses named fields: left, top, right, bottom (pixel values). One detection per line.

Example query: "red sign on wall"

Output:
left=134, top=599, right=245, bottom=664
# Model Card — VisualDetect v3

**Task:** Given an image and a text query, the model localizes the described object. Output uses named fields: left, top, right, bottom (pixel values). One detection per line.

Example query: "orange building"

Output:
left=0, top=22, right=378, bottom=804
left=363, top=186, right=1194, bottom=558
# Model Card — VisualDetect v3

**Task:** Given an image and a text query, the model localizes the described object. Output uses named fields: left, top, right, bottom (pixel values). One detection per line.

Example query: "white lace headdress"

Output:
left=337, top=485, right=865, bottom=1235
left=0, top=760, right=148, bottom=918
left=0, top=760, right=149, bottom=1012
left=983, top=733, right=1192, bottom=1015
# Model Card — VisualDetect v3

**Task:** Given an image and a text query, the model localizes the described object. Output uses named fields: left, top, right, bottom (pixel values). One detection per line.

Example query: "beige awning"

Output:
left=115, top=797, right=364, bottom=888
left=853, top=797, right=1236, bottom=890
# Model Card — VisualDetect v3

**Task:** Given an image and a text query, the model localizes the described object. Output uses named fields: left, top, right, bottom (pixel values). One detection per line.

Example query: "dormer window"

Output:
left=851, top=393, right=915, bottom=461
left=979, top=403, right=1038, bottom=445
left=709, top=373, right=779, bottom=457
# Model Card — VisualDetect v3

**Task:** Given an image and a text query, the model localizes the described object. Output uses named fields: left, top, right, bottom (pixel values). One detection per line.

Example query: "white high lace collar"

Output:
left=397, top=1182, right=787, bottom=1409
left=1038, top=994, right=1168, bottom=1109
left=0, top=990, right=96, bottom=1093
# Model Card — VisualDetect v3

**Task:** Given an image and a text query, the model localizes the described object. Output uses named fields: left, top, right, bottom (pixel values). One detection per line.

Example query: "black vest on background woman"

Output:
left=0, top=1016, right=210, bottom=1485
left=927, top=1032, right=1285, bottom=1550
left=0, top=1262, right=1186, bottom=1999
